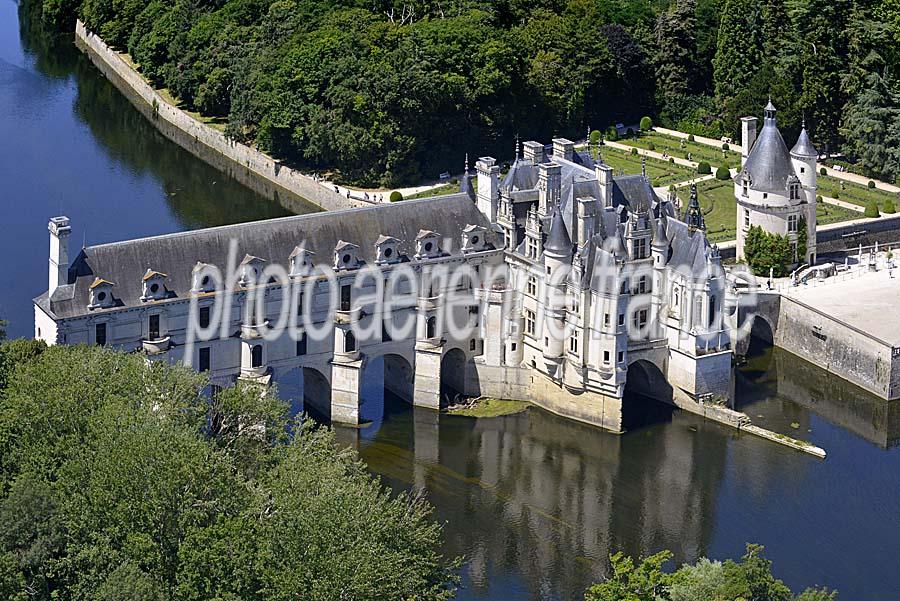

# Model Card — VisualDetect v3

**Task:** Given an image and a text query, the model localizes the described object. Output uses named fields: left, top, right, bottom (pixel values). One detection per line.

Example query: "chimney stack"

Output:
left=523, top=141, right=544, bottom=165
left=741, top=117, right=758, bottom=168
left=48, top=216, right=71, bottom=296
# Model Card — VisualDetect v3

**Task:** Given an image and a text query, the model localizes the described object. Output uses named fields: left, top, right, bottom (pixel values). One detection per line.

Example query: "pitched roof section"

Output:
left=37, top=193, right=492, bottom=319
left=544, top=208, right=572, bottom=254
left=741, top=111, right=796, bottom=195
left=790, top=126, right=818, bottom=158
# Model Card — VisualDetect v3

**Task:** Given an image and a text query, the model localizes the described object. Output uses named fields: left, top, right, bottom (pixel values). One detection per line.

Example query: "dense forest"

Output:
left=0, top=341, right=457, bottom=600
left=26, top=0, right=900, bottom=186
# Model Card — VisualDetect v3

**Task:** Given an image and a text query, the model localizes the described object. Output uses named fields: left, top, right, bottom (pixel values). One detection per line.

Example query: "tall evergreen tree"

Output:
left=840, top=71, right=900, bottom=182
left=713, top=0, right=762, bottom=101
left=654, top=0, right=698, bottom=98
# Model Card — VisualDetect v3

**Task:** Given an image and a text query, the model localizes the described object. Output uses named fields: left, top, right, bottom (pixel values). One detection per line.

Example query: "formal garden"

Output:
left=613, top=130, right=740, bottom=167
left=597, top=145, right=697, bottom=187
left=817, top=174, right=899, bottom=213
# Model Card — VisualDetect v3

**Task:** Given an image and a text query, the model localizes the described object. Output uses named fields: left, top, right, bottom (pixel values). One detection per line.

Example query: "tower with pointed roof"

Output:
left=734, top=101, right=817, bottom=267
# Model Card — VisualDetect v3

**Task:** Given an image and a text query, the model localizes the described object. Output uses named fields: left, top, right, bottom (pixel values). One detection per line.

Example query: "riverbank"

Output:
left=74, top=20, right=361, bottom=213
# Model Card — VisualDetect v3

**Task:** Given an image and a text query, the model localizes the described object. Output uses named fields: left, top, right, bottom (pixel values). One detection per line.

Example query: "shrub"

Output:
left=389, top=190, right=403, bottom=202
left=884, top=198, right=896, bottom=214
left=697, top=161, right=711, bottom=175
left=626, top=127, right=635, bottom=137
left=864, top=200, right=880, bottom=218
left=816, top=195, right=823, bottom=203
left=648, top=142, right=656, bottom=151
left=590, top=130, right=601, bottom=145
left=640, top=116, right=653, bottom=130
left=688, top=134, right=695, bottom=142
left=868, top=180, right=876, bottom=189
left=715, top=165, right=730, bottom=180
left=606, top=126, right=618, bottom=141
left=630, top=147, right=638, bottom=156
left=820, top=167, right=827, bottom=176
left=722, top=143, right=729, bottom=151
left=669, top=157, right=675, bottom=164
left=743, top=225, right=794, bottom=276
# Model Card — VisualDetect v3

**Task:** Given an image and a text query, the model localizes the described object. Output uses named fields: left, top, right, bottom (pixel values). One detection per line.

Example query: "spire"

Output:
left=684, top=183, right=705, bottom=233
left=464, top=153, right=469, bottom=174
left=764, top=97, right=777, bottom=123
left=791, top=120, right=818, bottom=158
left=514, top=134, right=520, bottom=160
left=653, top=213, right=668, bottom=247
left=544, top=208, right=572, bottom=255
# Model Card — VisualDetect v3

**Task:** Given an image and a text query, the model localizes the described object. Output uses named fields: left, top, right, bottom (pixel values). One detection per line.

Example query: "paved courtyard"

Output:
left=788, top=267, right=900, bottom=345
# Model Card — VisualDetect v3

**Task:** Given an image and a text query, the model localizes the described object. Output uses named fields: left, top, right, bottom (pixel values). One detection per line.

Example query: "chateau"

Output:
left=35, top=137, right=735, bottom=432
left=735, top=101, right=818, bottom=266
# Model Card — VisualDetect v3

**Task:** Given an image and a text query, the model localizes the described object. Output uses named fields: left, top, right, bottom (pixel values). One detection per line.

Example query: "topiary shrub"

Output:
left=687, top=134, right=695, bottom=142
left=816, top=195, right=823, bottom=203
left=715, top=165, right=730, bottom=180
left=647, top=142, right=655, bottom=151
left=389, top=190, right=403, bottom=202
left=606, top=126, right=618, bottom=141
left=884, top=198, right=896, bottom=214
left=626, top=127, right=635, bottom=138
left=640, top=116, right=653, bottom=131
left=630, top=147, right=638, bottom=156
left=868, top=180, right=876, bottom=189
left=590, top=130, right=601, bottom=145
left=722, top=143, right=729, bottom=151
left=669, top=157, right=675, bottom=164
left=820, top=167, right=827, bottom=176
left=697, top=161, right=711, bottom=175
left=864, top=200, right=880, bottom=218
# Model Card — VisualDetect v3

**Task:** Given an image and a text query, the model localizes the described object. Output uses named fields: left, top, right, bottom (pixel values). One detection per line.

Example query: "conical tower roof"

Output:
left=791, top=124, right=818, bottom=158
left=741, top=101, right=794, bottom=195
left=545, top=208, right=572, bottom=254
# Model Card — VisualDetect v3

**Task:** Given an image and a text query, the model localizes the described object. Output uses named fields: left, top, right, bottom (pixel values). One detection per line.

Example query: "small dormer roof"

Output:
left=375, top=234, right=399, bottom=245
left=89, top=277, right=114, bottom=289
left=240, top=254, right=266, bottom=266
left=335, top=240, right=358, bottom=251
left=416, top=229, right=438, bottom=241
left=142, top=269, right=167, bottom=281
left=289, top=245, right=313, bottom=258
left=192, top=261, right=211, bottom=273
left=463, top=224, right=485, bottom=233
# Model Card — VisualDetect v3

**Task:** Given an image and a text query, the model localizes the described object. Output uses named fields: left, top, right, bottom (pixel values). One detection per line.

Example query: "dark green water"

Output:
left=3, top=4, right=900, bottom=600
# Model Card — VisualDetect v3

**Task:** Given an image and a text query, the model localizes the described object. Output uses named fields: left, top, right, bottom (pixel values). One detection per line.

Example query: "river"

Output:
left=2, top=3, right=900, bottom=600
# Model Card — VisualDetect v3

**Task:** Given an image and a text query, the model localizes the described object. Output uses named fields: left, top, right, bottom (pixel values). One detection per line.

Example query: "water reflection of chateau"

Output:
left=354, top=404, right=729, bottom=600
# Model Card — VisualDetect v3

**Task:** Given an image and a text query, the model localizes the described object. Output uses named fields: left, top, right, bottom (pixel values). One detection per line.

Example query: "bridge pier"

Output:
left=413, top=342, right=442, bottom=409
left=331, top=316, right=364, bottom=425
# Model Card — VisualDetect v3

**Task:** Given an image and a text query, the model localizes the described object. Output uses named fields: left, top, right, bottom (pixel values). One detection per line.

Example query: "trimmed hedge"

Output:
left=715, top=165, right=730, bottom=180
left=640, top=116, right=653, bottom=130
left=868, top=180, right=876, bottom=189
left=590, top=130, right=601, bottom=145
left=820, top=167, right=827, bottom=176
left=884, top=198, right=896, bottom=214
left=864, top=200, right=880, bottom=218
left=389, top=190, right=403, bottom=202
left=606, top=126, right=618, bottom=141
left=697, top=161, right=711, bottom=175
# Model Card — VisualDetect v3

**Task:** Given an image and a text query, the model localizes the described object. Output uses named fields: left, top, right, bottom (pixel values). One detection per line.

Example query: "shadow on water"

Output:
left=621, top=360, right=676, bottom=432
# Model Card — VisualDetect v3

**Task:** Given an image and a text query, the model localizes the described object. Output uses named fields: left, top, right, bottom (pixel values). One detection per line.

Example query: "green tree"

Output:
left=653, top=0, right=699, bottom=99
left=585, top=551, right=673, bottom=601
left=713, top=0, right=762, bottom=102
left=840, top=71, right=900, bottom=182
left=744, top=225, right=794, bottom=276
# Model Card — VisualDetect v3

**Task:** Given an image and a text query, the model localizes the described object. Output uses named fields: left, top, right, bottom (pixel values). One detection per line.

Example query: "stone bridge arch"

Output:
left=622, top=359, right=675, bottom=431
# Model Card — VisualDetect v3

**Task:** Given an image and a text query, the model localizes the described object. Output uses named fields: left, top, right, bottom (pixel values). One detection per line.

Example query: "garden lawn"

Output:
left=598, top=146, right=697, bottom=187
left=676, top=179, right=861, bottom=243
left=817, top=175, right=900, bottom=212
left=406, top=182, right=461, bottom=199
left=616, top=131, right=740, bottom=168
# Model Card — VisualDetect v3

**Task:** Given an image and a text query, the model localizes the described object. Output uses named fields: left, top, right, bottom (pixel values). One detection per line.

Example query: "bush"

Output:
left=389, top=190, right=403, bottom=202
left=639, top=116, right=653, bottom=131
left=884, top=198, right=896, bottom=214
left=697, top=161, right=711, bottom=175
left=820, top=167, right=827, bottom=176
left=864, top=200, right=880, bottom=218
left=648, top=142, right=656, bottom=151
left=743, top=225, right=794, bottom=276
left=590, top=130, right=601, bottom=145
left=816, top=195, right=823, bottom=203
left=868, top=180, right=876, bottom=189
left=625, top=127, right=635, bottom=138
left=630, top=147, right=638, bottom=156
left=669, top=157, right=675, bottom=164
left=722, top=143, right=729, bottom=151
left=606, top=126, right=618, bottom=141
left=715, top=165, right=730, bottom=180
left=688, top=134, right=695, bottom=142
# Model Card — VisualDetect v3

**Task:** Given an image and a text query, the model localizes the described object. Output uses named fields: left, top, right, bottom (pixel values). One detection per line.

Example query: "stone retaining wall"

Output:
left=75, top=20, right=361, bottom=213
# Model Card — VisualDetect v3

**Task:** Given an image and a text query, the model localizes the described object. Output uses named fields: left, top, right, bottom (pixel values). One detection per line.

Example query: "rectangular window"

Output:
left=148, top=314, right=160, bottom=340
left=788, top=214, right=799, bottom=233
left=525, top=309, right=536, bottom=336
left=604, top=313, right=610, bottom=327
left=617, top=313, right=624, bottom=327
left=199, top=306, right=211, bottom=329
left=526, top=237, right=538, bottom=259
left=632, top=237, right=648, bottom=259
left=620, top=279, right=629, bottom=295
left=382, top=320, right=392, bottom=342
left=470, top=339, right=477, bottom=351
left=296, top=333, right=307, bottom=356
left=297, top=292, right=304, bottom=317
left=526, top=276, right=537, bottom=296
left=744, top=209, right=751, bottom=229
left=569, top=335, right=578, bottom=354
left=95, top=323, right=106, bottom=346
left=340, top=284, right=351, bottom=311
left=617, top=351, right=624, bottom=363
left=511, top=343, right=517, bottom=351
left=603, top=350, right=610, bottom=364
left=633, top=309, right=648, bottom=330
left=198, top=347, right=210, bottom=372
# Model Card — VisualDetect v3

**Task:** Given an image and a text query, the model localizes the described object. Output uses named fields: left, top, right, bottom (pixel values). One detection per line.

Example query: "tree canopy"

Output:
left=0, top=342, right=457, bottom=600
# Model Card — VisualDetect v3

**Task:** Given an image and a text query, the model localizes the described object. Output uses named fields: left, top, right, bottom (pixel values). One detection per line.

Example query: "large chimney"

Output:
left=552, top=138, right=575, bottom=162
left=475, top=157, right=500, bottom=223
left=741, top=117, right=758, bottom=168
left=523, top=141, right=544, bottom=165
left=538, top=162, right=561, bottom=218
left=48, top=216, right=71, bottom=296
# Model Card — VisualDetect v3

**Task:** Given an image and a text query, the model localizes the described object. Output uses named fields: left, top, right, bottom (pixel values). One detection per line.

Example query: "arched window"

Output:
left=426, top=316, right=437, bottom=339
left=251, top=344, right=263, bottom=368
left=344, top=331, right=356, bottom=353
left=708, top=295, right=716, bottom=327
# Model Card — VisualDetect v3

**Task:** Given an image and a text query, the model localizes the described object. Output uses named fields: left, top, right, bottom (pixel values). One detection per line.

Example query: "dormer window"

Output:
left=88, top=277, right=115, bottom=309
left=141, top=269, right=167, bottom=301
left=334, top=240, right=360, bottom=270
left=789, top=183, right=800, bottom=201
left=239, top=255, right=266, bottom=287
left=192, top=262, right=217, bottom=293
left=289, top=246, right=315, bottom=276
left=375, top=235, right=401, bottom=265
left=461, top=224, right=488, bottom=253
left=415, top=230, right=442, bottom=260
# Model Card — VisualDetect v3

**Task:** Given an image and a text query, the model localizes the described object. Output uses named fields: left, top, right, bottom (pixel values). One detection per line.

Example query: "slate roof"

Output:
left=545, top=209, right=572, bottom=254
left=35, top=193, right=493, bottom=319
left=739, top=114, right=797, bottom=195
left=790, top=126, right=818, bottom=158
